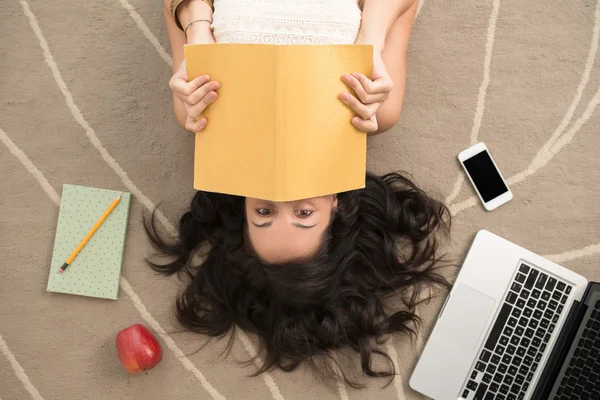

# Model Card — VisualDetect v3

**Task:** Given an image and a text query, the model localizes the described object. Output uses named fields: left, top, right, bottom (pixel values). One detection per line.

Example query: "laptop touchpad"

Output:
left=441, top=283, right=496, bottom=350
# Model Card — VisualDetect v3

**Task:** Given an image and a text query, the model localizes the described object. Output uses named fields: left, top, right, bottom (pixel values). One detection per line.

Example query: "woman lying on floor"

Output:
left=150, top=0, right=451, bottom=386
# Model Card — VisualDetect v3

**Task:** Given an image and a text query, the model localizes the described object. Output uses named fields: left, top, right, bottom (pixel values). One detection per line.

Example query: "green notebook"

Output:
left=47, top=184, right=131, bottom=300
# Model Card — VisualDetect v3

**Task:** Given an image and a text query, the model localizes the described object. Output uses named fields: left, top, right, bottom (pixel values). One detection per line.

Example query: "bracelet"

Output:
left=184, top=19, right=212, bottom=37
left=171, top=0, right=214, bottom=30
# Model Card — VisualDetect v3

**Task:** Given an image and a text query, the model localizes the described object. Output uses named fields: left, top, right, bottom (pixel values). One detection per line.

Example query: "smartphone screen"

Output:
left=462, top=150, right=508, bottom=202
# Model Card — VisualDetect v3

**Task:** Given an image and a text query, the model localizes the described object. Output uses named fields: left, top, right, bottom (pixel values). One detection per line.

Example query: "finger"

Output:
left=183, top=75, right=212, bottom=98
left=188, top=81, right=220, bottom=105
left=340, top=92, right=378, bottom=120
left=188, top=90, right=219, bottom=119
left=171, top=74, right=211, bottom=99
left=351, top=115, right=378, bottom=133
left=364, top=91, right=390, bottom=104
left=352, top=72, right=393, bottom=95
left=342, top=73, right=370, bottom=101
left=342, top=74, right=389, bottom=104
left=185, top=115, right=207, bottom=133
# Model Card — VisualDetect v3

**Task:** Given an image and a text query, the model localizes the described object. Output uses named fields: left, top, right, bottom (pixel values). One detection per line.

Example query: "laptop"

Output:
left=410, top=230, right=600, bottom=400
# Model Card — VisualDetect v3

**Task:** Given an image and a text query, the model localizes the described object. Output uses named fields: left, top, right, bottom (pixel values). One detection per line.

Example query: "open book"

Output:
left=184, top=44, right=373, bottom=201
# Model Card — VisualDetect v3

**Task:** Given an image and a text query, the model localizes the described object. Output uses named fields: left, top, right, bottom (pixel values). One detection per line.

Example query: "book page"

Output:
left=278, top=45, right=371, bottom=200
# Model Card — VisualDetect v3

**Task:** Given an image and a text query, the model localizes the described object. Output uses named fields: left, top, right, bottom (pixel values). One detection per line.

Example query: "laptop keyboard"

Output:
left=460, top=263, right=572, bottom=400
left=554, top=299, right=600, bottom=400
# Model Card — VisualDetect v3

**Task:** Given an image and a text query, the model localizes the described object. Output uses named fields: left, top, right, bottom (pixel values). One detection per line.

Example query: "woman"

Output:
left=164, top=0, right=418, bottom=134
left=153, top=0, right=447, bottom=386
left=148, top=173, right=451, bottom=385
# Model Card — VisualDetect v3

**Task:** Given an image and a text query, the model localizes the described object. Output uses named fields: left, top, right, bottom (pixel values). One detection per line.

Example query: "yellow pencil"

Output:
left=59, top=195, right=121, bottom=273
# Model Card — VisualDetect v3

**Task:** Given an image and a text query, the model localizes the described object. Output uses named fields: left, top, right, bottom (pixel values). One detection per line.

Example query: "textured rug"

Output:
left=1, top=0, right=599, bottom=399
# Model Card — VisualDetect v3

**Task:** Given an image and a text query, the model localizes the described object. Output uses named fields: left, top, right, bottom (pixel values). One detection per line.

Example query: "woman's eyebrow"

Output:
left=252, top=221, right=273, bottom=228
left=292, top=222, right=317, bottom=229
left=251, top=221, right=317, bottom=229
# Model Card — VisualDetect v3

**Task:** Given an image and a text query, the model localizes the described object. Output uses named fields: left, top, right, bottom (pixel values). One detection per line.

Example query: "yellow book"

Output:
left=184, top=44, right=373, bottom=201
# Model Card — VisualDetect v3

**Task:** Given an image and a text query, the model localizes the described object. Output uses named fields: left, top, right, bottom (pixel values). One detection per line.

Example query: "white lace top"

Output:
left=211, top=0, right=363, bottom=45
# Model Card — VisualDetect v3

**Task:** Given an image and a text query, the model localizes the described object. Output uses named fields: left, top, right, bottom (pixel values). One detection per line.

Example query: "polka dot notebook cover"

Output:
left=47, top=184, right=131, bottom=300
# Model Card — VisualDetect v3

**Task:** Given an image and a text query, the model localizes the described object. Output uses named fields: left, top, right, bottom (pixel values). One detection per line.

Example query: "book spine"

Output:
left=112, top=193, right=132, bottom=300
left=274, top=46, right=286, bottom=200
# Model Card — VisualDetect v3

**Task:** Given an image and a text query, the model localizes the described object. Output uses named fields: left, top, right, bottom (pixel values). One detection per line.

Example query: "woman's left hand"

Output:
left=340, top=52, right=394, bottom=133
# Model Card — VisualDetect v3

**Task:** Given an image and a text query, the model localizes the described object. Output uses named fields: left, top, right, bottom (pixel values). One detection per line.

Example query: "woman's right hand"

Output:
left=170, top=60, right=220, bottom=132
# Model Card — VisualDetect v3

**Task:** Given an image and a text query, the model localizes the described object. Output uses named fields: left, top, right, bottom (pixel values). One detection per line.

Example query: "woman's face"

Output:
left=245, top=195, right=338, bottom=263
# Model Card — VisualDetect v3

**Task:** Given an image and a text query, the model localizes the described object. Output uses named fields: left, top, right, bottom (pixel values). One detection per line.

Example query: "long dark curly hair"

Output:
left=146, top=172, right=451, bottom=387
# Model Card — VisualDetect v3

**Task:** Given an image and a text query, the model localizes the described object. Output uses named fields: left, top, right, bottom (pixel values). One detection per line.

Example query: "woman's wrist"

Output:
left=186, top=20, right=215, bottom=44
left=355, top=31, right=385, bottom=55
left=356, top=0, right=416, bottom=53
left=186, top=22, right=215, bottom=44
left=177, top=0, right=213, bottom=30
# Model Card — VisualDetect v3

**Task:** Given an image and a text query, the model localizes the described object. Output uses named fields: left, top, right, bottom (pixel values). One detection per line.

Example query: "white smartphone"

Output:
left=458, top=142, right=513, bottom=211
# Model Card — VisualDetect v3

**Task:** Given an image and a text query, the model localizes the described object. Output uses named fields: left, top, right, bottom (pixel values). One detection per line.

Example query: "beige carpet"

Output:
left=1, top=0, right=600, bottom=399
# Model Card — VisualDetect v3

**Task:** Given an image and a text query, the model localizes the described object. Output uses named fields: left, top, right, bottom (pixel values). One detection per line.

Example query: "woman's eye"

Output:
left=256, top=208, right=272, bottom=216
left=296, top=210, right=313, bottom=218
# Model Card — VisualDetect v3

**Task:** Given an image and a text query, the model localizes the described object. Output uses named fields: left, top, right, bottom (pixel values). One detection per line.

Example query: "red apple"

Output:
left=116, top=324, right=163, bottom=373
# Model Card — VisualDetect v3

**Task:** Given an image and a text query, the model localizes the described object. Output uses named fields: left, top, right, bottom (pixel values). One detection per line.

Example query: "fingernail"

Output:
left=212, top=81, right=220, bottom=89
left=340, top=93, right=348, bottom=101
left=209, top=91, right=217, bottom=100
left=342, top=74, right=351, bottom=82
left=351, top=72, right=360, bottom=78
left=199, top=119, right=207, bottom=128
